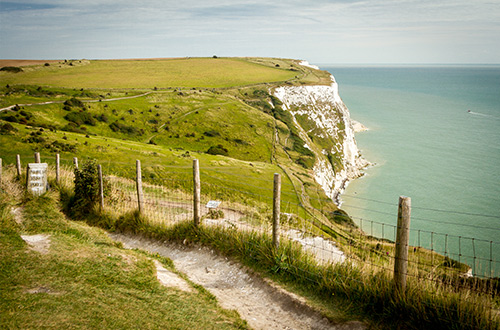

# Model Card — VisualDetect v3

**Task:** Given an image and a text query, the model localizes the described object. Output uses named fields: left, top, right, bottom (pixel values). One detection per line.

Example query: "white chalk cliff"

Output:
left=274, top=64, right=369, bottom=205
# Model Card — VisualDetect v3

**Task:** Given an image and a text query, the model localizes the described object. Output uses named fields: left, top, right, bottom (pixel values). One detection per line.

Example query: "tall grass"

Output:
left=133, top=220, right=499, bottom=330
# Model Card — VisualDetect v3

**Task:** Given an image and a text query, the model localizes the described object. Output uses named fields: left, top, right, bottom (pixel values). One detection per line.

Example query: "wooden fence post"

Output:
left=73, top=157, right=78, bottom=169
left=0, top=158, right=2, bottom=184
left=193, top=159, right=201, bottom=226
left=98, top=164, right=104, bottom=211
left=16, top=154, right=22, bottom=178
left=136, top=160, right=143, bottom=213
left=394, top=196, right=411, bottom=294
left=273, top=173, right=281, bottom=249
left=34, top=152, right=41, bottom=163
left=55, top=154, right=60, bottom=184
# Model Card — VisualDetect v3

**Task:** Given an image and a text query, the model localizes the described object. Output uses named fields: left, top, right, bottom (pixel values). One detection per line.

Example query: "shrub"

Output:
left=1, top=115, right=19, bottom=123
left=94, top=113, right=109, bottom=123
left=64, top=111, right=96, bottom=126
left=0, top=123, right=17, bottom=134
left=71, top=159, right=106, bottom=217
left=207, top=144, right=228, bottom=156
left=0, top=66, right=23, bottom=73
left=62, top=123, right=86, bottom=134
left=109, top=121, right=143, bottom=136
left=203, top=130, right=220, bottom=137
left=63, top=97, right=85, bottom=109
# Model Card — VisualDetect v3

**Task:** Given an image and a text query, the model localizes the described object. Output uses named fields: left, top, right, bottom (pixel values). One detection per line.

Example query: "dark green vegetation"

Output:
left=0, top=173, right=249, bottom=329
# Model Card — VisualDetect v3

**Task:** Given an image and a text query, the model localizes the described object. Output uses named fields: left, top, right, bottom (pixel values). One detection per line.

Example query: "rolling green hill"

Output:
left=0, top=57, right=337, bottom=218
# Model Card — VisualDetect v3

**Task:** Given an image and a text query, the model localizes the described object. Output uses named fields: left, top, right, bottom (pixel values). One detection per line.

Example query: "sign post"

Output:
left=26, top=163, right=48, bottom=196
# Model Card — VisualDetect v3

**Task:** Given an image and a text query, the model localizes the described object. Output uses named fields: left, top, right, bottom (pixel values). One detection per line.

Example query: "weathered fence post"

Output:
left=34, top=152, right=41, bottom=163
left=0, top=158, right=2, bottom=184
left=136, top=160, right=144, bottom=213
left=98, top=164, right=104, bottom=211
left=272, top=173, right=281, bottom=249
left=394, top=196, right=411, bottom=294
left=55, top=154, right=60, bottom=184
left=73, top=157, right=78, bottom=169
left=16, top=154, right=22, bottom=178
left=193, top=159, right=201, bottom=226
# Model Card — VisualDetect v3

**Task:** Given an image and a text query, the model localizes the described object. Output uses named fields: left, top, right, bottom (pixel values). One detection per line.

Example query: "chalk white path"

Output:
left=110, top=233, right=365, bottom=330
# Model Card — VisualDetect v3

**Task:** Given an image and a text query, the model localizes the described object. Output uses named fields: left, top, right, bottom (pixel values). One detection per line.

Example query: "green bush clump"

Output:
left=0, top=66, right=23, bottom=73
left=0, top=123, right=17, bottom=134
left=62, top=122, right=87, bottom=134
left=64, top=111, right=96, bottom=126
left=207, top=144, right=228, bottom=156
left=94, top=113, right=109, bottom=123
left=109, top=121, right=144, bottom=136
left=203, top=130, right=220, bottom=137
left=64, top=97, right=85, bottom=108
left=69, top=159, right=106, bottom=217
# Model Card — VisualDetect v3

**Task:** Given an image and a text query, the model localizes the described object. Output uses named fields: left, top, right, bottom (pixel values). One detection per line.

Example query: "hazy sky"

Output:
left=1, top=0, right=499, bottom=64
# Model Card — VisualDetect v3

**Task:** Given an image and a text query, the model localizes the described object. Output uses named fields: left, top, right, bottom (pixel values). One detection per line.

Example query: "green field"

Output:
left=0, top=58, right=304, bottom=89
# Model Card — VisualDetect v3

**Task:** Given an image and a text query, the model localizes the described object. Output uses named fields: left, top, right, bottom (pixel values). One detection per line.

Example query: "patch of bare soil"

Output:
left=153, top=260, right=193, bottom=293
left=110, top=233, right=365, bottom=330
left=20, top=234, right=51, bottom=254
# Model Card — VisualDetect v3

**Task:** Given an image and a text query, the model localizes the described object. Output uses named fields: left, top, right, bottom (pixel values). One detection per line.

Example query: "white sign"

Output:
left=26, top=163, right=48, bottom=196
left=206, top=200, right=221, bottom=209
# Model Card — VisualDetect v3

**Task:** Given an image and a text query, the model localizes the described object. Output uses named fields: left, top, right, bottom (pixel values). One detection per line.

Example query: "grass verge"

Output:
left=0, top=172, right=249, bottom=330
left=107, top=217, right=499, bottom=330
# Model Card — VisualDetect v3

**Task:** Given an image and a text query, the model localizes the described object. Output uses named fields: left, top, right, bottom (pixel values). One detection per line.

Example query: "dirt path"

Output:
left=0, top=92, right=153, bottom=112
left=109, top=233, right=365, bottom=330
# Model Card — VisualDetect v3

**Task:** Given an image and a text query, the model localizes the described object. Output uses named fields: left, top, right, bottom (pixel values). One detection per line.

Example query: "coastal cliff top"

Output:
left=0, top=57, right=332, bottom=89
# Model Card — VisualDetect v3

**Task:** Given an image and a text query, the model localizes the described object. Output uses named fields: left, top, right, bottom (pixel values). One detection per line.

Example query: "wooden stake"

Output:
left=73, top=157, right=78, bottom=169
left=273, top=173, right=281, bottom=249
left=394, top=196, right=411, bottom=294
left=136, top=160, right=143, bottom=213
left=34, top=152, right=41, bottom=163
left=56, top=154, right=60, bottom=184
left=16, top=154, right=22, bottom=178
left=0, top=158, right=2, bottom=184
left=193, top=159, right=201, bottom=226
left=98, top=164, right=104, bottom=211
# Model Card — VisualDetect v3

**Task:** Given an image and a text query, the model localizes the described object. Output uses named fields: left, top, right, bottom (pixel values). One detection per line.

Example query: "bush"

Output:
left=0, top=66, right=23, bottom=73
left=71, top=160, right=106, bottom=216
left=64, top=97, right=85, bottom=109
left=0, top=123, right=17, bottom=134
left=64, top=111, right=96, bottom=126
left=109, top=121, right=143, bottom=136
left=207, top=144, right=228, bottom=156
left=94, top=113, right=109, bottom=123
left=203, top=130, right=220, bottom=137
left=62, top=122, right=87, bottom=134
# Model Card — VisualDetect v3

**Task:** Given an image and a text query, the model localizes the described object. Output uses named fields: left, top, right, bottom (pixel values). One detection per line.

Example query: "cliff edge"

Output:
left=274, top=63, right=369, bottom=205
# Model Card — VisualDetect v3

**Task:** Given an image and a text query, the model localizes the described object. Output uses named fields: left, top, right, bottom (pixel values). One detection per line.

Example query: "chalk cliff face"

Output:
left=274, top=69, right=368, bottom=205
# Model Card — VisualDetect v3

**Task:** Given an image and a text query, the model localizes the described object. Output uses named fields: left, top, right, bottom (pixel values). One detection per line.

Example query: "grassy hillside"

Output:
left=0, top=173, right=248, bottom=329
left=0, top=57, right=337, bottom=223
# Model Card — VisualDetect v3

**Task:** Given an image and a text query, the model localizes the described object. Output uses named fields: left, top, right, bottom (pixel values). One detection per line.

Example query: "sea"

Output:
left=322, top=65, right=500, bottom=278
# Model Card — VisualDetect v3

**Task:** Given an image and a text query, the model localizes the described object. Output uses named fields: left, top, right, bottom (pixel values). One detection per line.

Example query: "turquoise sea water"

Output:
left=323, top=65, right=500, bottom=277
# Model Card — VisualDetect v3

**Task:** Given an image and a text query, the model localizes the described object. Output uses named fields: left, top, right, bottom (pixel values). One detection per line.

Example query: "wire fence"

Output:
left=2, top=153, right=499, bottom=328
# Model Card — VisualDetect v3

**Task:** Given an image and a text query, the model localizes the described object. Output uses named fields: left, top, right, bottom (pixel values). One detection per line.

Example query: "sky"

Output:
left=1, top=0, right=499, bottom=64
